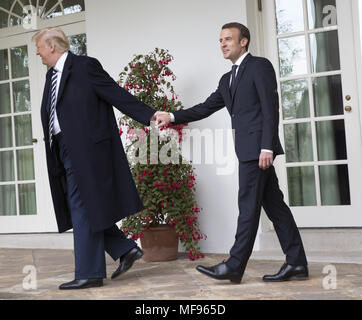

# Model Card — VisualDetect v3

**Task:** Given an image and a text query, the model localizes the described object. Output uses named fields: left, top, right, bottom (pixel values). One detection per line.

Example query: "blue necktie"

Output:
left=230, top=64, right=238, bottom=94
left=49, top=68, right=58, bottom=148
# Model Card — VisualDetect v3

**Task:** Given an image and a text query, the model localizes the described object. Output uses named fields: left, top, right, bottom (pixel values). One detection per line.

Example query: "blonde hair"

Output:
left=32, top=27, right=70, bottom=53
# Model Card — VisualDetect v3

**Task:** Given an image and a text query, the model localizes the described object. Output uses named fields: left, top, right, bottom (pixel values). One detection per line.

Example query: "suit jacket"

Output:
left=40, top=52, right=155, bottom=233
left=173, top=54, right=284, bottom=162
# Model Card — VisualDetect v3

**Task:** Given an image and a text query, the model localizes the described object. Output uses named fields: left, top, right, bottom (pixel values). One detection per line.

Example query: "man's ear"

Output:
left=240, top=37, right=248, bottom=49
left=50, top=43, right=56, bottom=53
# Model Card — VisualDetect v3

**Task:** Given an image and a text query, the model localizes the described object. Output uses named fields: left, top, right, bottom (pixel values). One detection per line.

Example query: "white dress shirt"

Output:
left=51, top=51, right=69, bottom=135
left=229, top=51, right=249, bottom=86
left=169, top=51, right=272, bottom=154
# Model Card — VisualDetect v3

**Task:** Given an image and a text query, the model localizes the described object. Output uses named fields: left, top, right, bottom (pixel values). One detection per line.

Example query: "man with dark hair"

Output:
left=222, top=22, right=250, bottom=50
left=155, top=23, right=308, bottom=284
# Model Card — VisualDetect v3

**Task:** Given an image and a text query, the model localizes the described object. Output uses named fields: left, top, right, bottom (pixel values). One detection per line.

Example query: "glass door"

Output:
left=0, top=22, right=87, bottom=233
left=262, top=0, right=362, bottom=227
left=0, top=33, right=51, bottom=232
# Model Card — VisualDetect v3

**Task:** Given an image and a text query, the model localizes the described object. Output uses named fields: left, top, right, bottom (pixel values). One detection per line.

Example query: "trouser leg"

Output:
left=261, top=166, right=308, bottom=266
left=103, top=225, right=136, bottom=261
left=226, top=161, right=268, bottom=274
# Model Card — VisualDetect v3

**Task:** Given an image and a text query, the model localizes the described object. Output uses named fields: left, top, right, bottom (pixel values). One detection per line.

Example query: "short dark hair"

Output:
left=222, top=22, right=250, bottom=51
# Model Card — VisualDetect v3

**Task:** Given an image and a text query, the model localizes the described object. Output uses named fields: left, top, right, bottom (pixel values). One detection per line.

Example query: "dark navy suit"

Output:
left=173, top=54, right=307, bottom=276
left=40, top=52, right=155, bottom=279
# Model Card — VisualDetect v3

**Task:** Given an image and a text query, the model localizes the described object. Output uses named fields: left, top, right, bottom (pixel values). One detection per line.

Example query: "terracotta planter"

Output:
left=140, top=225, right=178, bottom=262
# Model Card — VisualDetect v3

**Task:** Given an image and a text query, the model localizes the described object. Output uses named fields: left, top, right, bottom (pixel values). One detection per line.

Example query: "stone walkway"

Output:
left=0, top=248, right=361, bottom=300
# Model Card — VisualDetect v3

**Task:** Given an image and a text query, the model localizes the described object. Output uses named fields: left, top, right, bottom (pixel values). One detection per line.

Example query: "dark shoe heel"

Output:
left=135, top=249, right=144, bottom=260
left=230, top=276, right=242, bottom=284
left=290, top=273, right=309, bottom=281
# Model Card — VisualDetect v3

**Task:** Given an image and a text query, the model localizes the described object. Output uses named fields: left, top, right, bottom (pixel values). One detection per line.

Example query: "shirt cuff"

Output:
left=170, top=113, right=175, bottom=123
left=261, top=149, right=273, bottom=154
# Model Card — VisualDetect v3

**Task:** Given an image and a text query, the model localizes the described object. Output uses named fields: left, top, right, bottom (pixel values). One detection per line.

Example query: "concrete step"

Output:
left=259, top=229, right=362, bottom=252
left=251, top=250, right=362, bottom=264
left=0, top=233, right=74, bottom=250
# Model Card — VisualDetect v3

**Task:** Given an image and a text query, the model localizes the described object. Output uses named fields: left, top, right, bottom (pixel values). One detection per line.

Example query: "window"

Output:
left=0, top=0, right=85, bottom=30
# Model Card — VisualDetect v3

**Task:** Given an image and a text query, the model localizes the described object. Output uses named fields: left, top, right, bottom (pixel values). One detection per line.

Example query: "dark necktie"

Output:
left=230, top=64, right=238, bottom=94
left=49, top=68, right=58, bottom=148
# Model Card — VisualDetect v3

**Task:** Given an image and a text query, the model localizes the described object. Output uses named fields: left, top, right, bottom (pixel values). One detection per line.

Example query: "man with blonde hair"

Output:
left=34, top=27, right=157, bottom=289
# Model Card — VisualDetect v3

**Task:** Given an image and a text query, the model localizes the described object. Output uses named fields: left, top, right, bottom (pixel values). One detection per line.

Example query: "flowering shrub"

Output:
left=118, top=48, right=205, bottom=260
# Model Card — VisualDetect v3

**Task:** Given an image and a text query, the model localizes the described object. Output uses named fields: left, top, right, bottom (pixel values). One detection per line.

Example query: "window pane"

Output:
left=0, top=10, right=8, bottom=29
left=0, top=83, right=11, bottom=114
left=14, top=114, right=33, bottom=146
left=308, top=0, right=337, bottom=29
left=316, top=120, right=347, bottom=161
left=0, top=184, right=17, bottom=216
left=310, top=30, right=340, bottom=73
left=68, top=33, right=87, bottom=56
left=11, top=46, right=29, bottom=79
left=44, top=2, right=62, bottom=18
left=281, top=79, right=310, bottom=120
left=0, top=151, right=14, bottom=182
left=13, top=80, right=31, bottom=112
left=275, top=0, right=304, bottom=34
left=319, top=165, right=350, bottom=205
left=278, top=36, right=307, bottom=77
left=0, top=49, right=9, bottom=80
left=284, top=122, right=313, bottom=162
left=8, top=2, right=23, bottom=26
left=38, top=0, right=48, bottom=16
left=19, top=183, right=37, bottom=215
left=287, top=166, right=317, bottom=206
left=313, top=75, right=343, bottom=117
left=12, top=1, right=23, bottom=17
left=63, top=0, right=85, bottom=14
left=0, top=1, right=13, bottom=11
left=9, top=14, right=22, bottom=27
left=17, top=149, right=35, bottom=181
left=0, top=117, right=13, bottom=148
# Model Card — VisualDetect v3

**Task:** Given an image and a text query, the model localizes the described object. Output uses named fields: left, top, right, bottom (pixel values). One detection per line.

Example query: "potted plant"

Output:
left=118, top=48, right=206, bottom=261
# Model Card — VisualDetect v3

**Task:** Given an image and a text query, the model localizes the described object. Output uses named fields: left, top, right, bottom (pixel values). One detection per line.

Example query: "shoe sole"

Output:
left=111, top=250, right=144, bottom=280
left=59, top=282, right=103, bottom=290
left=263, top=275, right=309, bottom=282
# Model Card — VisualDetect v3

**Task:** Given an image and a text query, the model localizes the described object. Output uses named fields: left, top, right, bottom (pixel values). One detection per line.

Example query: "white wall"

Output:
left=84, top=0, right=255, bottom=254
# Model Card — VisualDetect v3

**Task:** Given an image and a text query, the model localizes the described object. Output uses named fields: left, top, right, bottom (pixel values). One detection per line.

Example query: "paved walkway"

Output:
left=0, top=248, right=361, bottom=300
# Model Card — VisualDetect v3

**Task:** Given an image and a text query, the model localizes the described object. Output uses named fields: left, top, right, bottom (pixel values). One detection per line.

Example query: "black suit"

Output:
left=173, top=54, right=307, bottom=276
left=40, top=52, right=155, bottom=278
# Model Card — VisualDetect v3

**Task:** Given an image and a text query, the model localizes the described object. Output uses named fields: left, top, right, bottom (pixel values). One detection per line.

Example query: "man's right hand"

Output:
left=155, top=111, right=171, bottom=127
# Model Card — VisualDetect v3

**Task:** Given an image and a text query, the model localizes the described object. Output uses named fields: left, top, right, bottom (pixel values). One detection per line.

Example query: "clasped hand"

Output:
left=151, top=111, right=171, bottom=127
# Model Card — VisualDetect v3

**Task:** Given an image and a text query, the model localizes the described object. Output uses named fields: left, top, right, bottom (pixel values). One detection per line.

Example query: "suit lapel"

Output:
left=221, top=72, right=232, bottom=112
left=40, top=68, right=53, bottom=130
left=56, top=52, right=73, bottom=107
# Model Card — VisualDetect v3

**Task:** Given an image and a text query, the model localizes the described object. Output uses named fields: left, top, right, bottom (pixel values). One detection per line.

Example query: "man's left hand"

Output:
left=259, top=151, right=273, bottom=170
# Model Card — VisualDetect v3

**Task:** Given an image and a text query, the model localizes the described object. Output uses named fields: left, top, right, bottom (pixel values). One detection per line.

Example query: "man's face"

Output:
left=36, top=39, right=55, bottom=67
left=219, top=28, right=247, bottom=64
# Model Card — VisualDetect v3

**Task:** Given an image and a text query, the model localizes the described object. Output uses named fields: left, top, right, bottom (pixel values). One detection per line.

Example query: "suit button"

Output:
left=232, top=114, right=235, bottom=118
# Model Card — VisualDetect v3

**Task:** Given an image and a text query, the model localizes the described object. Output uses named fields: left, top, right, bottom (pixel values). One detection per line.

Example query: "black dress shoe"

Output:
left=59, top=278, right=103, bottom=290
left=196, top=261, right=243, bottom=284
left=263, top=263, right=309, bottom=282
left=111, top=246, right=144, bottom=280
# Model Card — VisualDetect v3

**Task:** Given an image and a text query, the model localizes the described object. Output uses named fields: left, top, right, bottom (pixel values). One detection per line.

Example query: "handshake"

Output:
left=151, top=111, right=173, bottom=128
